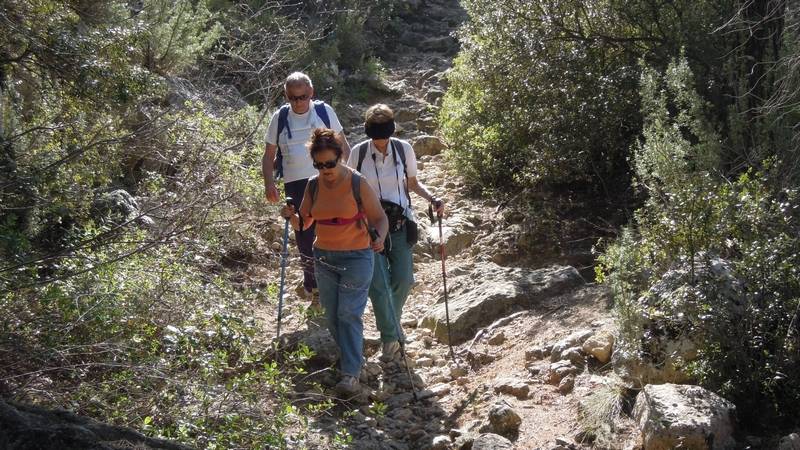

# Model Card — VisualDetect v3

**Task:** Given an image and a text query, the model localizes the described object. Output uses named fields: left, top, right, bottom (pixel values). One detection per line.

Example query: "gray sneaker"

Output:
left=379, top=341, right=401, bottom=363
left=335, top=375, right=360, bottom=396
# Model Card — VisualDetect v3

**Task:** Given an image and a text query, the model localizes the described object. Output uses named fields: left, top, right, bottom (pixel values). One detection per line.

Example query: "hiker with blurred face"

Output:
left=280, top=128, right=388, bottom=395
left=263, top=72, right=352, bottom=309
left=347, top=104, right=445, bottom=363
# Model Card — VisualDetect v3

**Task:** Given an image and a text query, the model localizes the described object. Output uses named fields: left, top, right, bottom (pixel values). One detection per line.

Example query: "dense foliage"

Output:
left=440, top=0, right=735, bottom=194
left=600, top=57, right=800, bottom=430
left=445, top=0, right=800, bottom=431
left=1, top=0, right=400, bottom=447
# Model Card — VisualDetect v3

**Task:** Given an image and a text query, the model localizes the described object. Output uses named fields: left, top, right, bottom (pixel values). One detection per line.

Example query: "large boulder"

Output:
left=0, top=399, right=190, bottom=450
left=420, top=263, right=584, bottom=344
left=633, top=384, right=736, bottom=450
left=614, top=257, right=743, bottom=385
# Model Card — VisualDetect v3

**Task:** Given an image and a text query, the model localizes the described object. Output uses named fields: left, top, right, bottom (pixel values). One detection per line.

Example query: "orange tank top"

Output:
left=311, top=170, right=371, bottom=251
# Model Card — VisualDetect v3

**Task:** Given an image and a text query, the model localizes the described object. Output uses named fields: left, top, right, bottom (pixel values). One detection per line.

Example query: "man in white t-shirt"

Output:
left=262, top=72, right=351, bottom=302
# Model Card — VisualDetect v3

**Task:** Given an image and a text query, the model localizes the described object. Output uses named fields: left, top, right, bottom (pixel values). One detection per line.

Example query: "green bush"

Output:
left=439, top=0, right=734, bottom=195
left=598, top=57, right=800, bottom=431
left=1, top=2, right=374, bottom=447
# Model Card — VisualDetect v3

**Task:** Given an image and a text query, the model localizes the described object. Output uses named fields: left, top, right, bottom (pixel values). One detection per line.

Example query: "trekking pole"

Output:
left=276, top=197, right=293, bottom=360
left=369, top=228, right=418, bottom=402
left=429, top=202, right=455, bottom=361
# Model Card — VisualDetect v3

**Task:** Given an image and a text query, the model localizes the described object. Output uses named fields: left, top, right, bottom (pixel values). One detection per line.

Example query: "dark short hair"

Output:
left=308, top=128, right=343, bottom=160
left=364, top=103, right=394, bottom=125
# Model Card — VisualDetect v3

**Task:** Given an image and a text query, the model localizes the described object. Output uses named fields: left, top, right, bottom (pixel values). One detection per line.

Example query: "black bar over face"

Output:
left=365, top=120, right=396, bottom=139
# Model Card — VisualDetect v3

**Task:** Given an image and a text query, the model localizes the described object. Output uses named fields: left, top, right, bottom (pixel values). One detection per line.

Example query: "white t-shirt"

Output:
left=347, top=139, right=418, bottom=220
left=265, top=103, right=343, bottom=183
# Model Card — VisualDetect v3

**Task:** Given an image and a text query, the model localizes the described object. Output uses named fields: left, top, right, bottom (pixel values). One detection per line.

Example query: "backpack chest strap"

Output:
left=315, top=211, right=366, bottom=226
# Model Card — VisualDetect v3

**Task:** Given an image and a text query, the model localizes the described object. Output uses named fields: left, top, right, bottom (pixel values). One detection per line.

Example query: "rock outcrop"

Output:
left=633, top=384, right=736, bottom=450
left=614, top=257, right=744, bottom=385
left=420, top=263, right=584, bottom=344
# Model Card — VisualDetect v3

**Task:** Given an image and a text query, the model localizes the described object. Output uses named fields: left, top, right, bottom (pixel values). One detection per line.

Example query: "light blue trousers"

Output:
left=314, top=247, right=374, bottom=377
left=369, top=227, right=415, bottom=343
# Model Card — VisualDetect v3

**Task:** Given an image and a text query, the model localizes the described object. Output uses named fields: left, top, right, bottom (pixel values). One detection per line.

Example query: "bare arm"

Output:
left=281, top=182, right=315, bottom=231
left=298, top=182, right=315, bottom=230
left=407, top=176, right=444, bottom=214
left=262, top=143, right=280, bottom=203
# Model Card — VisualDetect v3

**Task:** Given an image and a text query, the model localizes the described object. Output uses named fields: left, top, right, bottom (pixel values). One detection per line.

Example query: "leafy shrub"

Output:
left=598, top=57, right=800, bottom=431
left=1, top=1, right=381, bottom=447
left=439, top=0, right=734, bottom=195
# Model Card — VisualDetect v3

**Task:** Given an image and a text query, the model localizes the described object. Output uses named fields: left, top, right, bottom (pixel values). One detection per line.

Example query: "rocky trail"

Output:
left=252, top=1, right=637, bottom=449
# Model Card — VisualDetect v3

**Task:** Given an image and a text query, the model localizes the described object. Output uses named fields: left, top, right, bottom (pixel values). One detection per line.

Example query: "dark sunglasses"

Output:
left=288, top=94, right=310, bottom=102
left=313, top=159, right=338, bottom=170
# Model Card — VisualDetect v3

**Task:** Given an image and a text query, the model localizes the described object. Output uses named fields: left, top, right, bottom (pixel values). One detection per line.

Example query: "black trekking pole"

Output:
left=276, top=197, right=293, bottom=360
left=429, top=202, right=455, bottom=361
left=369, top=228, right=418, bottom=402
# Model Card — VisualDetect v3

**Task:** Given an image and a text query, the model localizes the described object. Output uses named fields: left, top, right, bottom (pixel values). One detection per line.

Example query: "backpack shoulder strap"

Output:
left=351, top=171, right=367, bottom=229
left=391, top=138, right=412, bottom=204
left=355, top=141, right=370, bottom=172
left=308, top=175, right=320, bottom=209
left=313, top=100, right=331, bottom=128
left=390, top=137, right=407, bottom=171
left=351, top=171, right=363, bottom=211
left=277, top=104, right=292, bottom=140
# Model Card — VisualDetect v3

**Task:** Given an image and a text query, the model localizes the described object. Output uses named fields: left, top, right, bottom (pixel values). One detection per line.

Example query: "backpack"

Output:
left=273, top=100, right=331, bottom=179
left=307, top=171, right=364, bottom=227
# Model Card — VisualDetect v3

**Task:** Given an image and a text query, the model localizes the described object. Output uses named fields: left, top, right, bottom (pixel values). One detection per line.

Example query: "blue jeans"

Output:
left=285, top=179, right=316, bottom=292
left=314, top=247, right=374, bottom=377
left=370, top=226, right=415, bottom=343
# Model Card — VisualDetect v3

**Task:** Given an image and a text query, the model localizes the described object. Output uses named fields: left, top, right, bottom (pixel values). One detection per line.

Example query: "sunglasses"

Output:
left=313, top=159, right=338, bottom=170
left=288, top=94, right=310, bottom=102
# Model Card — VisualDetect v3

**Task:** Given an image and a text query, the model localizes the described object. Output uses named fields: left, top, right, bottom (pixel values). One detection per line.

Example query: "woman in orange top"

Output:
left=281, top=128, right=388, bottom=396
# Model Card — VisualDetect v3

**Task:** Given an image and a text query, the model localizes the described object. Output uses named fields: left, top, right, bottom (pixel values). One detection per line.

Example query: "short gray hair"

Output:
left=284, top=72, right=313, bottom=90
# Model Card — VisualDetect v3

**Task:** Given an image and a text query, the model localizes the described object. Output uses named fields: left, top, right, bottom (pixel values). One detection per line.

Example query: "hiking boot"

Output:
left=335, top=375, right=360, bottom=396
left=379, top=341, right=401, bottom=363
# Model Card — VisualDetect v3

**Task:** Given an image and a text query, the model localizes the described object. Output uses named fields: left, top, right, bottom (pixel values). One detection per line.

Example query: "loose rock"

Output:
left=525, top=345, right=547, bottom=361
left=429, top=435, right=452, bottom=450
left=493, top=378, right=529, bottom=399
left=557, top=375, right=575, bottom=395
left=582, top=331, right=615, bottom=364
left=472, top=433, right=513, bottom=450
left=547, top=360, right=579, bottom=385
left=550, top=329, right=593, bottom=362
left=488, top=402, right=522, bottom=437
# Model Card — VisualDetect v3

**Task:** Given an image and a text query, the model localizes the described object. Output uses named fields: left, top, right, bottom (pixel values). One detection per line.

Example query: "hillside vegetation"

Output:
left=1, top=1, right=404, bottom=447
left=442, top=0, right=800, bottom=432
left=1, top=0, right=799, bottom=447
